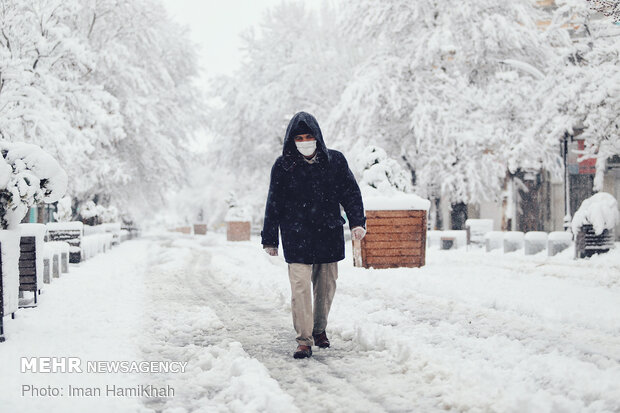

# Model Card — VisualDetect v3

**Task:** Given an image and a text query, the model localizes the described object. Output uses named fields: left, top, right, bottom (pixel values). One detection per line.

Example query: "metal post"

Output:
left=0, top=242, right=4, bottom=342
left=563, top=132, right=572, bottom=231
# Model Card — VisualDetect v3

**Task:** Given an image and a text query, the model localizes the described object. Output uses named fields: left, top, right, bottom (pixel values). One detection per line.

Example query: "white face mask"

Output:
left=295, top=140, right=317, bottom=157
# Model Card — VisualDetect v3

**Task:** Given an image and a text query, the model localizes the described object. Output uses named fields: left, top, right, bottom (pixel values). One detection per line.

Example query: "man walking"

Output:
left=261, top=111, right=366, bottom=359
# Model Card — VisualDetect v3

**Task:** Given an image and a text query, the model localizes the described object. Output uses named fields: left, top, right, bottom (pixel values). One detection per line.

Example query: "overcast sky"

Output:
left=161, top=0, right=322, bottom=82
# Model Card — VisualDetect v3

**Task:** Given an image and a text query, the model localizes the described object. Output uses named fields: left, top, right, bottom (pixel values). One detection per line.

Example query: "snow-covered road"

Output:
left=2, top=231, right=620, bottom=412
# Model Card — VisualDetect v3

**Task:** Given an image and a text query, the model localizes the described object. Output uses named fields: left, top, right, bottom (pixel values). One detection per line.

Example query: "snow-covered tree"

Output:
left=586, top=0, right=620, bottom=22
left=356, top=146, right=412, bottom=193
left=74, top=0, right=206, bottom=215
left=533, top=0, right=620, bottom=191
left=0, top=142, right=67, bottom=229
left=205, top=0, right=360, bottom=222
left=328, top=0, right=557, bottom=206
left=0, top=0, right=205, bottom=224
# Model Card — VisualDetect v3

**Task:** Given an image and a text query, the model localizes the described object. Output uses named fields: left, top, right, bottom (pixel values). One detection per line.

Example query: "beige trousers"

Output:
left=287, top=262, right=338, bottom=346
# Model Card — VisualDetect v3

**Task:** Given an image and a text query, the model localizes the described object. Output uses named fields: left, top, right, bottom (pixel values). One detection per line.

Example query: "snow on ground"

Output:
left=1, top=231, right=619, bottom=412
left=0, top=239, right=151, bottom=413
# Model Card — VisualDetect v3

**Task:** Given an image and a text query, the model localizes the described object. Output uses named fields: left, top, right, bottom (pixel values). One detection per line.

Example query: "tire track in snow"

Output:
left=140, top=235, right=408, bottom=413
left=182, top=247, right=400, bottom=413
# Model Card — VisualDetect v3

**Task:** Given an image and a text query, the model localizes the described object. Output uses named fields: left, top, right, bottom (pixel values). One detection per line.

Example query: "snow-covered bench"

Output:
left=81, top=233, right=114, bottom=260
left=84, top=223, right=122, bottom=247
left=46, top=221, right=84, bottom=263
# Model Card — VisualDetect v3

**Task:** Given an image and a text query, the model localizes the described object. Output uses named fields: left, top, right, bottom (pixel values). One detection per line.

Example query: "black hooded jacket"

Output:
left=261, top=111, right=365, bottom=264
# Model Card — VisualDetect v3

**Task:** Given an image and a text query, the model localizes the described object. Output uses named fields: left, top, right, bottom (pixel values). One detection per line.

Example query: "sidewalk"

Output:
left=0, top=239, right=152, bottom=413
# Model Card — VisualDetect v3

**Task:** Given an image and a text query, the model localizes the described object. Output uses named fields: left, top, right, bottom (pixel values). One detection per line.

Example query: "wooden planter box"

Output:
left=353, top=210, right=427, bottom=269
left=227, top=221, right=251, bottom=241
left=193, top=223, right=207, bottom=235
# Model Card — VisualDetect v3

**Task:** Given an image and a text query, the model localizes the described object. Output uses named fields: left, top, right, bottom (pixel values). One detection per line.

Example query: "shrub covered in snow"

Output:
left=356, top=146, right=412, bottom=193
left=53, top=196, right=73, bottom=222
left=0, top=142, right=67, bottom=229
left=571, top=192, right=619, bottom=235
left=356, top=145, right=430, bottom=211
left=224, top=191, right=251, bottom=222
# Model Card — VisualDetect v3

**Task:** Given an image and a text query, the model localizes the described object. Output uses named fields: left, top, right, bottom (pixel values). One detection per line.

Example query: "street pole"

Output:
left=563, top=132, right=571, bottom=231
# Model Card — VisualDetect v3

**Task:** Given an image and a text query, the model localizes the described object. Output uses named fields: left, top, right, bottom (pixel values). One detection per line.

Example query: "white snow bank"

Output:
left=196, top=232, right=620, bottom=411
left=524, top=231, right=548, bottom=242
left=362, top=186, right=430, bottom=211
left=548, top=231, right=573, bottom=242
left=191, top=342, right=300, bottom=412
left=81, top=233, right=113, bottom=259
left=572, top=192, right=619, bottom=235
left=465, top=219, right=494, bottom=233
left=46, top=221, right=84, bottom=233
left=45, top=241, right=70, bottom=253
left=0, top=229, right=20, bottom=316
left=0, top=239, right=150, bottom=413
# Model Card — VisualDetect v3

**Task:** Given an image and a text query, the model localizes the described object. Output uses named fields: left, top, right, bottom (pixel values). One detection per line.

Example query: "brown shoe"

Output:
left=312, top=331, right=330, bottom=348
left=293, top=345, right=312, bottom=359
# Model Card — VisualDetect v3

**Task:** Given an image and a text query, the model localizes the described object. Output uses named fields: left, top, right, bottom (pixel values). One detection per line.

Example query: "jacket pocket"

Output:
left=327, top=216, right=346, bottom=229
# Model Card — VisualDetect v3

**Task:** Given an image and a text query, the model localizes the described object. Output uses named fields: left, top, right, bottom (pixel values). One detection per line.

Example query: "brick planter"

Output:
left=226, top=221, right=251, bottom=241
left=193, top=223, right=207, bottom=235
left=353, top=210, right=427, bottom=269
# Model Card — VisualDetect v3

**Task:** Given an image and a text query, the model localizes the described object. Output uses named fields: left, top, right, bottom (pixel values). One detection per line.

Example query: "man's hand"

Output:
left=351, top=226, right=366, bottom=241
left=263, top=246, right=278, bottom=256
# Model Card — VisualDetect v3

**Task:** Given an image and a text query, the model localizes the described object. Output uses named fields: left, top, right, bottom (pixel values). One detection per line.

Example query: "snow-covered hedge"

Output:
left=571, top=192, right=619, bottom=235
left=0, top=142, right=67, bottom=229
left=81, top=234, right=113, bottom=260
left=0, top=230, right=20, bottom=317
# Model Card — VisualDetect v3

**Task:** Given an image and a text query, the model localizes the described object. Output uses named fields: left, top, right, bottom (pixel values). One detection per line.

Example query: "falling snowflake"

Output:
left=586, top=0, right=620, bottom=22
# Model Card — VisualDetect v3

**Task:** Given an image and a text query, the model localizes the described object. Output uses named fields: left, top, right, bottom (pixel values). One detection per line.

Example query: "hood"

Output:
left=281, top=111, right=330, bottom=171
